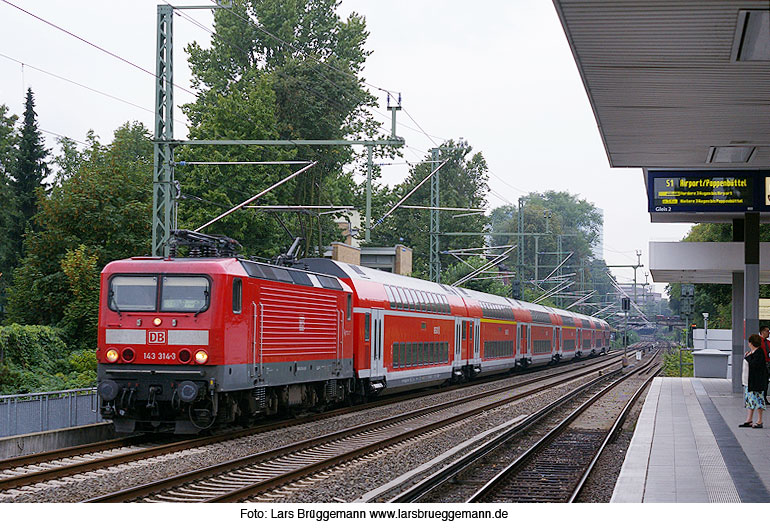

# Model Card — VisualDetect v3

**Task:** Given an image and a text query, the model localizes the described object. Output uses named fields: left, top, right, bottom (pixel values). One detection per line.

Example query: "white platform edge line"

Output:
left=610, top=376, right=662, bottom=503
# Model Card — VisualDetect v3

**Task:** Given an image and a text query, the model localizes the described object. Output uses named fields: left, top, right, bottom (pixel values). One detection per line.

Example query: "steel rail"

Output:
left=0, top=349, right=627, bottom=491
left=568, top=365, right=661, bottom=502
left=467, top=351, right=660, bottom=502
left=387, top=367, right=626, bottom=503
left=86, top=356, right=626, bottom=503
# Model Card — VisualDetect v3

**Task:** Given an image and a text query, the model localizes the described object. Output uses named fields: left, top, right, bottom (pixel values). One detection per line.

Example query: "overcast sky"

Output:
left=0, top=0, right=693, bottom=294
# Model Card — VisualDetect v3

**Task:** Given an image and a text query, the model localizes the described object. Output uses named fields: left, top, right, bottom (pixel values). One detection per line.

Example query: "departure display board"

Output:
left=648, top=170, right=770, bottom=213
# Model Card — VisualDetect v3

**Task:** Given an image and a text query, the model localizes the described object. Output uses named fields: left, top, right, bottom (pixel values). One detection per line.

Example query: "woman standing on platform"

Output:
left=741, top=334, right=768, bottom=429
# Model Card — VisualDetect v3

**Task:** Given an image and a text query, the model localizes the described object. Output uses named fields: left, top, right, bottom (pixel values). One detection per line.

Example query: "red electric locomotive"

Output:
left=96, top=232, right=611, bottom=434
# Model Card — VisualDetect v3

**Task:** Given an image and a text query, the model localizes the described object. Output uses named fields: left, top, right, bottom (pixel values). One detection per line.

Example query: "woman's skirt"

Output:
left=744, top=386, right=766, bottom=410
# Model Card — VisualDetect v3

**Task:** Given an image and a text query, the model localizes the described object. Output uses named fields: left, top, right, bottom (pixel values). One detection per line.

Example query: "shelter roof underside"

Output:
left=553, top=1, right=770, bottom=169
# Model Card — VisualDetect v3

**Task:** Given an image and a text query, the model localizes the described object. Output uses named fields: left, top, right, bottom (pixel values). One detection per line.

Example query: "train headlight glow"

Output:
left=153, top=317, right=162, bottom=326
left=105, top=349, right=119, bottom=363
left=194, top=350, right=208, bottom=364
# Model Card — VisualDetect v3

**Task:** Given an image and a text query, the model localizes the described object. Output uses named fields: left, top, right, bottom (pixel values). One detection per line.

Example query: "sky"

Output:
left=0, top=0, right=693, bottom=295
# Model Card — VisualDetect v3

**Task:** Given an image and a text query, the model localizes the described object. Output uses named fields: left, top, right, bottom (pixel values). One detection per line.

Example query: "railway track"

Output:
left=382, top=345, right=661, bottom=503
left=0, top=348, right=638, bottom=495
left=467, top=357, right=660, bottom=502
left=84, top=351, right=632, bottom=503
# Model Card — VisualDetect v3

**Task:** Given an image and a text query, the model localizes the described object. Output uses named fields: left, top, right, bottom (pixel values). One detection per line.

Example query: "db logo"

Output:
left=148, top=331, right=166, bottom=344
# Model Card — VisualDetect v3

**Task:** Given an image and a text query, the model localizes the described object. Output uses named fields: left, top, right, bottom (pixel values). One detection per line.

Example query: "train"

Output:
left=96, top=232, right=612, bottom=434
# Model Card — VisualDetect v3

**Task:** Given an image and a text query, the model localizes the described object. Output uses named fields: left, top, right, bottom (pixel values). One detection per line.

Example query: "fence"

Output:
left=0, top=387, right=105, bottom=438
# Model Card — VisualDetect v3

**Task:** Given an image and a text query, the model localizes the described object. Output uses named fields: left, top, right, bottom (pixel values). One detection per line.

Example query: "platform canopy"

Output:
left=650, top=242, right=770, bottom=284
left=552, top=1, right=770, bottom=171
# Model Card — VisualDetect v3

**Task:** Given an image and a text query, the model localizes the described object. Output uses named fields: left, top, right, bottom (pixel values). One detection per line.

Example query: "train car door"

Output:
left=473, top=320, right=480, bottom=361
left=555, top=327, right=561, bottom=355
left=454, top=318, right=462, bottom=366
left=519, top=323, right=528, bottom=357
left=370, top=309, right=385, bottom=378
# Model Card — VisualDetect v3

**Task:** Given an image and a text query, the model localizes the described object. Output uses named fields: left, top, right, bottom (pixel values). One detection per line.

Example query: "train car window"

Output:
left=109, top=275, right=158, bottom=312
left=393, top=344, right=399, bottom=368
left=364, top=313, right=371, bottom=341
left=240, top=260, right=265, bottom=278
left=416, top=291, right=426, bottom=311
left=317, top=275, right=343, bottom=290
left=346, top=295, right=352, bottom=320
left=393, top=287, right=404, bottom=309
left=160, top=276, right=210, bottom=313
left=232, top=277, right=242, bottom=314
left=462, top=323, right=467, bottom=340
left=419, top=342, right=424, bottom=365
left=430, top=293, right=439, bottom=313
left=399, top=343, right=406, bottom=367
left=384, top=285, right=396, bottom=309
left=407, top=343, right=413, bottom=366
left=408, top=289, right=418, bottom=310
left=288, top=270, right=312, bottom=286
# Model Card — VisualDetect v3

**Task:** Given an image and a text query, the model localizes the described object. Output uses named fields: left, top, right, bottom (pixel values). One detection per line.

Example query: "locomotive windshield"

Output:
left=160, top=276, right=209, bottom=312
left=109, top=276, right=157, bottom=311
left=107, top=274, right=210, bottom=313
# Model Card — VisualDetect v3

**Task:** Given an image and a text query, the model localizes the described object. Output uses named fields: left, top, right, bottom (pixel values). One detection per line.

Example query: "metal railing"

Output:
left=0, top=387, right=105, bottom=438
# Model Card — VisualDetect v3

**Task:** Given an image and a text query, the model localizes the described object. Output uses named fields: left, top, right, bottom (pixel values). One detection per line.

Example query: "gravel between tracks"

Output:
left=0, top=358, right=622, bottom=503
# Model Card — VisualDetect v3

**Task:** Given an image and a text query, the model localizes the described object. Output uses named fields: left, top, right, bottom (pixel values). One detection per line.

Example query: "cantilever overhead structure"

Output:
left=152, top=3, right=404, bottom=257
left=553, top=1, right=770, bottom=392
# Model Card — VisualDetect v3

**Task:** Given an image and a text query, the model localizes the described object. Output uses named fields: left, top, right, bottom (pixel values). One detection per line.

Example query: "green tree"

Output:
left=0, top=103, right=19, bottom=320
left=180, top=0, right=381, bottom=259
left=369, top=140, right=489, bottom=278
left=11, top=88, right=49, bottom=240
left=489, top=191, right=610, bottom=312
left=5, top=122, right=152, bottom=345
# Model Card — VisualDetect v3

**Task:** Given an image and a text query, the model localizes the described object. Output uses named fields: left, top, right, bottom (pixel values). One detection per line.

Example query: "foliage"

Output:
left=368, top=140, right=489, bottom=278
left=5, top=122, right=152, bottom=345
left=0, top=103, right=19, bottom=320
left=662, top=348, right=693, bottom=377
left=440, top=256, right=510, bottom=297
left=489, top=191, right=614, bottom=313
left=180, top=0, right=381, bottom=259
left=10, top=88, right=49, bottom=241
left=0, top=324, right=95, bottom=394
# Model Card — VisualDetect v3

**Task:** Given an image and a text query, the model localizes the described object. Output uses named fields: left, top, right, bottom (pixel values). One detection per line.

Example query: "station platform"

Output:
left=612, top=377, right=770, bottom=503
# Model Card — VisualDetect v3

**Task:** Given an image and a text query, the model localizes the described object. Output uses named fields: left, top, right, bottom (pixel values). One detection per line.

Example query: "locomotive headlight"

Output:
left=153, top=317, right=162, bottom=326
left=194, top=350, right=208, bottom=364
left=105, top=349, right=119, bottom=363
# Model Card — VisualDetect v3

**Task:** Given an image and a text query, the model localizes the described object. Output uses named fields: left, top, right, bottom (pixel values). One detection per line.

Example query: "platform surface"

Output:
left=612, top=377, right=770, bottom=503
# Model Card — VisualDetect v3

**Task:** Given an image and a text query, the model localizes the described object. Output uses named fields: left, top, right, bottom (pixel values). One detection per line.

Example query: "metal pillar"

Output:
left=518, top=197, right=524, bottom=285
left=429, top=148, right=440, bottom=282
left=732, top=217, right=744, bottom=393
left=743, top=213, right=760, bottom=388
left=152, top=4, right=175, bottom=256
left=365, top=145, right=373, bottom=242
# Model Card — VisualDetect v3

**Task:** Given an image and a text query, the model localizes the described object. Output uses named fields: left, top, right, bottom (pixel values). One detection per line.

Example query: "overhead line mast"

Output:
left=151, top=2, right=404, bottom=256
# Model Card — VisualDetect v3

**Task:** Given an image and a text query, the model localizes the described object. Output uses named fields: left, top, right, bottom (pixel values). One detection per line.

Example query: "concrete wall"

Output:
left=0, top=422, right=122, bottom=460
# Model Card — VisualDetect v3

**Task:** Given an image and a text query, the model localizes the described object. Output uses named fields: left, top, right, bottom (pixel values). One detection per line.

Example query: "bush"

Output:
left=0, top=324, right=95, bottom=394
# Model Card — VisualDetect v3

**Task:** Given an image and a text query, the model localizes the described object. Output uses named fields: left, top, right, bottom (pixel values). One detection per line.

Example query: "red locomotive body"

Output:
left=97, top=253, right=612, bottom=434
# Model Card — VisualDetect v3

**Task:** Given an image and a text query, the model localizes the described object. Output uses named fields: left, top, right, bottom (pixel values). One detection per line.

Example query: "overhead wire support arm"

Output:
left=372, top=158, right=450, bottom=228
left=194, top=161, right=318, bottom=232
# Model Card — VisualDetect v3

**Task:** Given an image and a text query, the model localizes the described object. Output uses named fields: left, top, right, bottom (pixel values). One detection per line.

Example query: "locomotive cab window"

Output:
left=346, top=294, right=352, bottom=320
left=161, top=276, right=210, bottom=313
left=232, top=277, right=242, bottom=314
left=108, top=275, right=158, bottom=312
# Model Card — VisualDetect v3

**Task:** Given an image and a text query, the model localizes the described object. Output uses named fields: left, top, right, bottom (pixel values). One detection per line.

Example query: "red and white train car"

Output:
left=97, top=255, right=612, bottom=433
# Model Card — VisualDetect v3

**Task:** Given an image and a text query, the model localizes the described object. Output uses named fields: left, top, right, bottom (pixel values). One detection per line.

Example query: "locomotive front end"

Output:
left=96, top=258, right=225, bottom=434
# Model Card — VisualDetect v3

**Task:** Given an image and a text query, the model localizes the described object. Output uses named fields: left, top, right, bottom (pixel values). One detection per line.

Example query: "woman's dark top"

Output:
left=747, top=348, right=769, bottom=393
